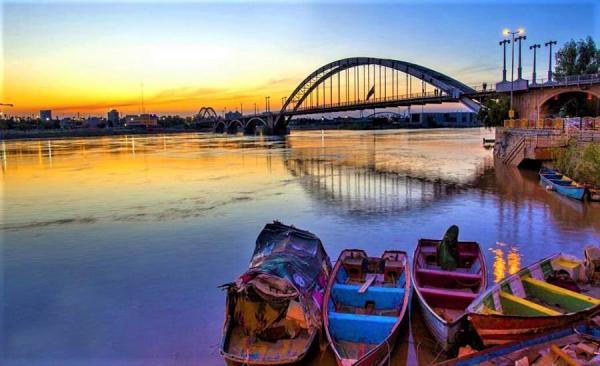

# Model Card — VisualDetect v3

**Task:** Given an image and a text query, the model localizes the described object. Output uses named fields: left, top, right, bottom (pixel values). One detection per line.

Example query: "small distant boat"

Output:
left=220, top=221, right=331, bottom=365
left=438, top=320, right=600, bottom=365
left=413, top=238, right=487, bottom=352
left=468, top=252, right=600, bottom=347
left=539, top=167, right=586, bottom=200
left=589, top=188, right=600, bottom=202
left=324, top=249, right=410, bottom=366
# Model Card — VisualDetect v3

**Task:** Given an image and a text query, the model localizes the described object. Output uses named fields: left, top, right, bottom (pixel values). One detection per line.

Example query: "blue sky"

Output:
left=2, top=0, right=599, bottom=115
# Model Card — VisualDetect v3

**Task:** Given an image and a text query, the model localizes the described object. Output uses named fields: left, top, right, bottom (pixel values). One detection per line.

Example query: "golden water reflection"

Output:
left=491, top=242, right=522, bottom=283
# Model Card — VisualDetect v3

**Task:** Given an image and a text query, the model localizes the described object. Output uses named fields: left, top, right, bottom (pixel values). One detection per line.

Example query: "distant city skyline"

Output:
left=3, top=0, right=599, bottom=117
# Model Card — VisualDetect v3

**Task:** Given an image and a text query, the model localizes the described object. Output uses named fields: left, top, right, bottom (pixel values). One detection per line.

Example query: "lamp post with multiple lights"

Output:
left=545, top=40, right=557, bottom=83
left=516, top=34, right=527, bottom=80
left=529, top=43, right=541, bottom=84
left=503, top=27, right=525, bottom=118
left=499, top=39, right=511, bottom=82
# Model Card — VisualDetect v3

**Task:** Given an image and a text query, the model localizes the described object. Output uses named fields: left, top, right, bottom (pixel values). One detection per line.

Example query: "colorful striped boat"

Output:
left=324, top=249, right=410, bottom=366
left=413, top=239, right=487, bottom=352
left=438, top=320, right=600, bottom=365
left=539, top=167, right=586, bottom=200
left=467, top=252, right=600, bottom=347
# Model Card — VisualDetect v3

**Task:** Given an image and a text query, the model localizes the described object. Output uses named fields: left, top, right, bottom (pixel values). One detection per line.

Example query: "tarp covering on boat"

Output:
left=225, top=221, right=331, bottom=341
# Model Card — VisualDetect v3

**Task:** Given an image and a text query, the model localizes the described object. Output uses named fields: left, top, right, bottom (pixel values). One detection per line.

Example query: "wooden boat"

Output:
left=438, top=319, right=600, bottom=365
left=323, top=249, right=410, bottom=366
left=413, top=238, right=487, bottom=352
left=539, top=167, right=586, bottom=200
left=220, top=221, right=331, bottom=365
left=589, top=188, right=600, bottom=202
left=467, top=252, right=600, bottom=347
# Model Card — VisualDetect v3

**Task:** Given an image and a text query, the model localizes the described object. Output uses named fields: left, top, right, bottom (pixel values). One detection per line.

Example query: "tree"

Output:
left=554, top=36, right=599, bottom=77
left=477, top=95, right=510, bottom=127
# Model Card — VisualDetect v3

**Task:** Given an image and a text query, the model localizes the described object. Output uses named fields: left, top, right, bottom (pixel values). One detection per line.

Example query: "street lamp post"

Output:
left=516, top=35, right=527, bottom=80
left=530, top=44, right=541, bottom=84
left=253, top=103, right=257, bottom=115
left=545, top=40, right=557, bottom=83
left=503, top=28, right=525, bottom=118
left=499, top=39, right=510, bottom=82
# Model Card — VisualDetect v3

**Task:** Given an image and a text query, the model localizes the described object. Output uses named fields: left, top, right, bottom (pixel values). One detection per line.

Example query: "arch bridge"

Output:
left=215, top=57, right=483, bottom=135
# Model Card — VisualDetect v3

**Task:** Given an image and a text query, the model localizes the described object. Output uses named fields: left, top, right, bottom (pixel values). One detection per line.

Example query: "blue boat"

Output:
left=539, top=167, right=586, bottom=200
left=438, top=321, right=600, bottom=365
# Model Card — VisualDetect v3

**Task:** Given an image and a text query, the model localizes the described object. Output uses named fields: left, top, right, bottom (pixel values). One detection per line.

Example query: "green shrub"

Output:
left=554, top=140, right=600, bottom=187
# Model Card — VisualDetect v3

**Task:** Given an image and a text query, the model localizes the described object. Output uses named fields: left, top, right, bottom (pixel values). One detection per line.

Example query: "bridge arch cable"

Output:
left=275, top=57, right=478, bottom=128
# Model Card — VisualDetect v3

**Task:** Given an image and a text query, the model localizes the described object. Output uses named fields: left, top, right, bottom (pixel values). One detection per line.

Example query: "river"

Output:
left=2, top=129, right=599, bottom=365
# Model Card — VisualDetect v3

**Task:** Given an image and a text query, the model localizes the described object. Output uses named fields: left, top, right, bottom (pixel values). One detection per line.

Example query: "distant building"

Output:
left=107, top=109, right=120, bottom=127
left=40, top=110, right=52, bottom=121
left=225, top=111, right=242, bottom=121
left=84, top=117, right=104, bottom=128
left=60, top=118, right=83, bottom=129
left=410, top=112, right=480, bottom=127
left=124, top=114, right=158, bottom=128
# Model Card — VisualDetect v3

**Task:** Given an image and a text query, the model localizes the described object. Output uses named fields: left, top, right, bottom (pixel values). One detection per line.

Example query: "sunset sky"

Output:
left=2, top=0, right=598, bottom=117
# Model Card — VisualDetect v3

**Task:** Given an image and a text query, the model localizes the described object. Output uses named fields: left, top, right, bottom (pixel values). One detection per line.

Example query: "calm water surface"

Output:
left=2, top=129, right=599, bottom=365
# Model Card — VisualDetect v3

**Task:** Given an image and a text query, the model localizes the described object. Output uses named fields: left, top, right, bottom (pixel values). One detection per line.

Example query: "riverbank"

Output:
left=0, top=127, right=211, bottom=140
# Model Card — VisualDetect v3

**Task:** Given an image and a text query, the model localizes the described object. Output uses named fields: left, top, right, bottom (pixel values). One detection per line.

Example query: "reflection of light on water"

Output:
left=507, top=247, right=521, bottom=275
left=491, top=242, right=522, bottom=283
left=491, top=247, right=506, bottom=283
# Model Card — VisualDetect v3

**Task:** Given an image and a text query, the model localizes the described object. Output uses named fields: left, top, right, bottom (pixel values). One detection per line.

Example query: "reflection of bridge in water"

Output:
left=283, top=151, right=483, bottom=217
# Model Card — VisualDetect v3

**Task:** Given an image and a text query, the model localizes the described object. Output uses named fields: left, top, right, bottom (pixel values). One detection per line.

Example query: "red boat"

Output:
left=323, top=249, right=410, bottom=366
left=413, top=238, right=487, bottom=352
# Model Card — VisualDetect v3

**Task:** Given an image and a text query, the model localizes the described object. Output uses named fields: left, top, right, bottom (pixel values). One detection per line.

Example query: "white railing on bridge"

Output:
left=291, top=90, right=450, bottom=113
left=531, top=73, right=600, bottom=87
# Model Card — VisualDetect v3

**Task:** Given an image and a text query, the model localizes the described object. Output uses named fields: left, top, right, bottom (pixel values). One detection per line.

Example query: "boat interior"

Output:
left=327, top=250, right=407, bottom=360
left=479, top=255, right=600, bottom=317
left=415, top=240, right=484, bottom=323
left=223, top=293, right=313, bottom=364
left=478, top=325, right=600, bottom=366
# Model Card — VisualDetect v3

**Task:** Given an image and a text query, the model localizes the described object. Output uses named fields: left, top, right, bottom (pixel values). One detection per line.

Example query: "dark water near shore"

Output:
left=2, top=129, right=599, bottom=365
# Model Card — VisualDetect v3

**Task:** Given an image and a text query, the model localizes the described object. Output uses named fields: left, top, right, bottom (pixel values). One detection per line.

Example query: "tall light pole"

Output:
left=530, top=44, right=541, bottom=84
left=499, top=39, right=511, bottom=82
left=516, top=34, right=527, bottom=80
left=253, top=102, right=257, bottom=115
left=545, top=40, right=557, bottom=83
left=503, top=27, right=525, bottom=118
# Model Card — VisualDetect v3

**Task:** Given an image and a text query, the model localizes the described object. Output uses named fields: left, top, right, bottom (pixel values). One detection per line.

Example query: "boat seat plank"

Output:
left=416, top=268, right=481, bottom=288
left=358, top=274, right=376, bottom=294
left=499, top=291, right=561, bottom=316
left=522, top=277, right=600, bottom=312
left=329, top=311, right=397, bottom=344
left=332, top=283, right=404, bottom=310
left=419, top=286, right=478, bottom=310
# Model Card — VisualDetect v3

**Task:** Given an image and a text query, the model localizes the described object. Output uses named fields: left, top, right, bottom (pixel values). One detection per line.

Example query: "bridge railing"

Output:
left=530, top=73, right=600, bottom=87
left=291, top=90, right=450, bottom=113
left=503, top=117, right=600, bottom=130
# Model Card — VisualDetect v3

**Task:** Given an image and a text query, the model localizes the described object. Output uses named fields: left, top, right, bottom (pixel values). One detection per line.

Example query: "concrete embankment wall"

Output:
left=494, top=128, right=600, bottom=166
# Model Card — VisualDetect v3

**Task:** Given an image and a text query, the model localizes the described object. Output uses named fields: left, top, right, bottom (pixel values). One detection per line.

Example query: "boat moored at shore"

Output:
left=412, top=231, right=487, bottom=352
left=467, top=252, right=600, bottom=347
left=324, top=249, right=410, bottom=366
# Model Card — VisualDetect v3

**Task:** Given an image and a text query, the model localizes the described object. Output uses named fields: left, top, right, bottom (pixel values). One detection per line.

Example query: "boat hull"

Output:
left=412, top=239, right=487, bottom=352
left=324, top=250, right=411, bottom=366
left=439, top=321, right=600, bottom=366
left=540, top=169, right=586, bottom=200
left=414, top=290, right=463, bottom=352
left=469, top=307, right=600, bottom=347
